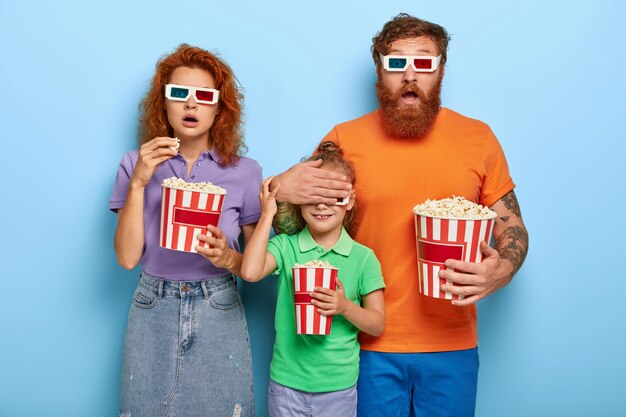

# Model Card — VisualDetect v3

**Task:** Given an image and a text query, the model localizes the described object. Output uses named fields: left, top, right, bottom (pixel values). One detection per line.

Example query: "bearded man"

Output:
left=272, top=13, right=529, bottom=417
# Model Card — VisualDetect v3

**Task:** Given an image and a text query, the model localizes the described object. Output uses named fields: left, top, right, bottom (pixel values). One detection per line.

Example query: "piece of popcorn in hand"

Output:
left=170, top=137, right=180, bottom=153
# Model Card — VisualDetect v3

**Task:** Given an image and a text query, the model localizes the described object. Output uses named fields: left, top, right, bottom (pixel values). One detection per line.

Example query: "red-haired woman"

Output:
left=110, top=44, right=260, bottom=417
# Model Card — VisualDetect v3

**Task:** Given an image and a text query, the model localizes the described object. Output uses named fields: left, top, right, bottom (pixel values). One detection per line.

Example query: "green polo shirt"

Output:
left=267, top=226, right=385, bottom=392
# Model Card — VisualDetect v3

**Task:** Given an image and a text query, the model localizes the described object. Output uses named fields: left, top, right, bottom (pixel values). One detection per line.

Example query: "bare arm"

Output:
left=311, top=282, right=386, bottom=336
left=439, top=190, right=529, bottom=306
left=114, top=137, right=177, bottom=269
left=195, top=223, right=257, bottom=277
left=239, top=178, right=279, bottom=282
left=492, top=190, right=529, bottom=277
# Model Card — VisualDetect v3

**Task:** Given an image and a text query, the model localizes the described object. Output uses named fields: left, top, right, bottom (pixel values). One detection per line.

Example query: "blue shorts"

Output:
left=357, top=349, right=479, bottom=417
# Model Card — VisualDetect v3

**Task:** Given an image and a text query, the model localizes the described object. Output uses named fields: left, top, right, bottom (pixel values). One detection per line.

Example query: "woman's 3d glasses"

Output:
left=165, top=84, right=220, bottom=105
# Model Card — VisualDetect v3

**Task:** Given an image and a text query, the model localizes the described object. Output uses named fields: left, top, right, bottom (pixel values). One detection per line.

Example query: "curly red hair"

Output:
left=138, top=44, right=246, bottom=166
left=371, top=13, right=450, bottom=77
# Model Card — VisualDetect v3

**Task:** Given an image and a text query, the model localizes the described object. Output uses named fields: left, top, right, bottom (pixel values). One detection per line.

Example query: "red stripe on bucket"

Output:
left=294, top=293, right=313, bottom=304
left=418, top=240, right=463, bottom=263
left=173, top=208, right=221, bottom=229
left=170, top=189, right=184, bottom=249
left=161, top=187, right=171, bottom=247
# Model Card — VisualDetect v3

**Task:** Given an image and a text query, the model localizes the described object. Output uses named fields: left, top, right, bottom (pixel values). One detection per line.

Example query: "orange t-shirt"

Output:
left=322, top=108, right=515, bottom=352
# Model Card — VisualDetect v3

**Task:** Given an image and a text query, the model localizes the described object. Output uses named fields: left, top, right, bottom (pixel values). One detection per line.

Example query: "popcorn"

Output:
left=162, top=177, right=226, bottom=194
left=170, top=137, right=180, bottom=153
left=412, top=196, right=496, bottom=220
left=294, top=260, right=336, bottom=269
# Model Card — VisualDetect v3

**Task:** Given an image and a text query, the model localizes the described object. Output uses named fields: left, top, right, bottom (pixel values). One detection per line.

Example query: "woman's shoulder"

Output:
left=235, top=155, right=261, bottom=168
left=228, top=155, right=262, bottom=175
left=118, top=149, right=139, bottom=164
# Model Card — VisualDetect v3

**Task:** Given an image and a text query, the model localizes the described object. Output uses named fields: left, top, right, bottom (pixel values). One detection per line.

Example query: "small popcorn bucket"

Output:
left=159, top=185, right=226, bottom=253
left=292, top=266, right=338, bottom=335
left=414, top=213, right=496, bottom=300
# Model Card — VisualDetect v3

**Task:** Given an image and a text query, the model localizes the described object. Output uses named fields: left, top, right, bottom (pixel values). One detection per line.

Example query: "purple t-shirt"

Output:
left=110, top=148, right=262, bottom=281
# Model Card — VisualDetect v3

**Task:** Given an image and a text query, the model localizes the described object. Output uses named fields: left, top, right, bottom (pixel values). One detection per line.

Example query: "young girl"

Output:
left=110, top=44, right=261, bottom=417
left=240, top=142, right=385, bottom=417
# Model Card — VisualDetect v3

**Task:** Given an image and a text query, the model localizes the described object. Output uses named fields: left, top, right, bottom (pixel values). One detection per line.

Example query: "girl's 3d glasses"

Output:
left=380, top=54, right=442, bottom=73
left=165, top=84, right=220, bottom=105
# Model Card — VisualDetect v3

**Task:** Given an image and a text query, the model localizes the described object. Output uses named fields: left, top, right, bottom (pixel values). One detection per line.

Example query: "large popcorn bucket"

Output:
left=292, top=266, right=338, bottom=335
left=159, top=185, right=226, bottom=253
left=414, top=213, right=496, bottom=300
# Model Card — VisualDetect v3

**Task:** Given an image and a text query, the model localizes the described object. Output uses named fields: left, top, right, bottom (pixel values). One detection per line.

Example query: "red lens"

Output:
left=413, top=58, right=433, bottom=69
left=195, top=89, right=215, bottom=102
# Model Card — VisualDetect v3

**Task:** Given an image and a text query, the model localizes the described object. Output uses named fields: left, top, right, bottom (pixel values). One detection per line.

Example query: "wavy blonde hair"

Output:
left=283, top=141, right=359, bottom=237
left=138, top=44, right=246, bottom=166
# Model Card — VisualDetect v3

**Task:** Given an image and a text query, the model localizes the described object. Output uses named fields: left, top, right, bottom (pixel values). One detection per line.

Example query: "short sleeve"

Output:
left=358, top=250, right=385, bottom=296
left=109, top=151, right=138, bottom=212
left=480, top=129, right=515, bottom=208
left=267, top=234, right=286, bottom=276
left=239, top=159, right=263, bottom=226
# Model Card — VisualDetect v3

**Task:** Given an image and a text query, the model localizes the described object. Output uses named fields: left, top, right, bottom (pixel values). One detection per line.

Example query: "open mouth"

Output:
left=313, top=214, right=333, bottom=220
left=402, top=91, right=419, bottom=101
left=183, top=116, right=198, bottom=122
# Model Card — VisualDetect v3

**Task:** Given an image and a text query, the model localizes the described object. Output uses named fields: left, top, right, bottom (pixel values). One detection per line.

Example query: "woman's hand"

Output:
left=131, top=137, right=178, bottom=188
left=196, top=225, right=235, bottom=270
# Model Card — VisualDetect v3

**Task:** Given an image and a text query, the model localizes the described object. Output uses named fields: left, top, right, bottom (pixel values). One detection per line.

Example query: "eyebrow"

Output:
left=387, top=49, right=436, bottom=55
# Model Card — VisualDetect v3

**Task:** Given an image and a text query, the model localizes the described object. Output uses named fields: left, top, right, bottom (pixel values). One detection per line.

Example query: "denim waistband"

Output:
left=138, top=270, right=236, bottom=300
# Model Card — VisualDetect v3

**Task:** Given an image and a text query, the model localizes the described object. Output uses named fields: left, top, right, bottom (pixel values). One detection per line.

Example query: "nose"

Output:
left=402, top=66, right=417, bottom=83
left=315, top=202, right=329, bottom=210
left=184, top=96, right=198, bottom=109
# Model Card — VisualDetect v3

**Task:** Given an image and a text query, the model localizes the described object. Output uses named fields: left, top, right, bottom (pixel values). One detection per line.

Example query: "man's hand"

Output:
left=440, top=190, right=529, bottom=306
left=439, top=241, right=513, bottom=306
left=272, top=159, right=352, bottom=205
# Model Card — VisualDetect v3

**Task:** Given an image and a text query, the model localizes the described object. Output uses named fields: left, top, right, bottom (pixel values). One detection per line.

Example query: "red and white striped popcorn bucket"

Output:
left=159, top=185, right=226, bottom=253
left=414, top=214, right=496, bottom=300
left=292, top=267, right=338, bottom=335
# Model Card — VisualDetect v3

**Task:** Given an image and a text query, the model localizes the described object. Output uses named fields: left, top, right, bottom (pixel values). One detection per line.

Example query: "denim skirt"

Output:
left=119, top=271, right=254, bottom=417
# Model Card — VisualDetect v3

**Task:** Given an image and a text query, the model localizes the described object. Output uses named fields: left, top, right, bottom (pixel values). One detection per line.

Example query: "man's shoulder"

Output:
left=334, top=109, right=379, bottom=129
left=328, top=110, right=381, bottom=145
left=441, top=107, right=492, bottom=132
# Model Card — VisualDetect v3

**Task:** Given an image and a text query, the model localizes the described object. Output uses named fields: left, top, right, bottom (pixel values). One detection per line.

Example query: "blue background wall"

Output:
left=1, top=1, right=625, bottom=416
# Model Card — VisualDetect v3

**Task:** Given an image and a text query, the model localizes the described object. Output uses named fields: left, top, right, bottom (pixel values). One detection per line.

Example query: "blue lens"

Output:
left=389, top=58, right=407, bottom=69
left=170, top=87, right=189, bottom=99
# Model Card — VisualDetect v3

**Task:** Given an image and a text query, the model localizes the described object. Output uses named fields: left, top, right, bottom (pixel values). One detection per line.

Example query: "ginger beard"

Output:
left=376, top=71, right=443, bottom=139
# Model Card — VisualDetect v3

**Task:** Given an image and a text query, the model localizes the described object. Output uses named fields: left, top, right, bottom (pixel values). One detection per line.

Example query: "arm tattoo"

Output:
left=501, top=190, right=522, bottom=217
left=272, top=202, right=301, bottom=235
left=495, top=225, right=528, bottom=276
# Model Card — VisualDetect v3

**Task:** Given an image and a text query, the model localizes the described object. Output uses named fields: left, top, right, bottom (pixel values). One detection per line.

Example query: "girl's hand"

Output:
left=310, top=278, right=349, bottom=316
left=196, top=225, right=235, bottom=269
left=259, top=176, right=281, bottom=217
left=131, top=137, right=178, bottom=188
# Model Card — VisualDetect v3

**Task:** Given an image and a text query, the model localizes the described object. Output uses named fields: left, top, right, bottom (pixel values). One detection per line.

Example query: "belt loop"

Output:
left=157, top=279, right=164, bottom=300
left=200, top=280, right=209, bottom=300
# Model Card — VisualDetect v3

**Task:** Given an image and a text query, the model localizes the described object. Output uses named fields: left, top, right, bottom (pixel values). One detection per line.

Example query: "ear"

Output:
left=346, top=190, right=356, bottom=211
